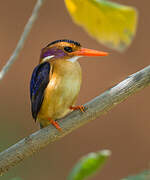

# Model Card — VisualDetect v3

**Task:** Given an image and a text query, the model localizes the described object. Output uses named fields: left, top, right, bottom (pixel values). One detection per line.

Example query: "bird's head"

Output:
left=40, top=39, right=108, bottom=63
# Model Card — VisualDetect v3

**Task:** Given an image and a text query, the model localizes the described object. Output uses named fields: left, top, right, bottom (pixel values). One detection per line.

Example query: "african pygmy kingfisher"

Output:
left=30, top=39, right=108, bottom=130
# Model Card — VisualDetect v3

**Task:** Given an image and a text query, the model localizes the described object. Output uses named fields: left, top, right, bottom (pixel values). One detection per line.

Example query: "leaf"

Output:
left=122, top=170, right=150, bottom=180
left=67, top=150, right=111, bottom=180
left=10, top=178, right=22, bottom=180
left=65, top=0, right=138, bottom=51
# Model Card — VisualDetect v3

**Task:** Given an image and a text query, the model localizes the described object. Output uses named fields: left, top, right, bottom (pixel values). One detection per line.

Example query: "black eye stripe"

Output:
left=64, top=46, right=73, bottom=53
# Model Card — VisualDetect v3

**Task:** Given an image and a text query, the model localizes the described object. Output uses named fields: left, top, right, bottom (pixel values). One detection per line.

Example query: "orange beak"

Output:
left=73, top=48, right=108, bottom=57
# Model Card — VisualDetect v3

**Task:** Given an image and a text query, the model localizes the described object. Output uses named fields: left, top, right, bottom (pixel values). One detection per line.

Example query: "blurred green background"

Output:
left=0, top=0, right=150, bottom=179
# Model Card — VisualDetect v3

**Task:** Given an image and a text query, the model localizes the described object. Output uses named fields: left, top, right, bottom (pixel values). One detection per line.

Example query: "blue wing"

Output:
left=30, top=62, right=50, bottom=120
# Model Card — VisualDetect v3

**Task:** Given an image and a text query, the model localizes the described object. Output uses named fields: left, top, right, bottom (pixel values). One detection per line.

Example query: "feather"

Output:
left=30, top=62, right=50, bottom=120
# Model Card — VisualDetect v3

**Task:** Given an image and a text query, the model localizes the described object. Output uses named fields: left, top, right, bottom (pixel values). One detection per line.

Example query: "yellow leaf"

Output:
left=65, top=0, right=138, bottom=51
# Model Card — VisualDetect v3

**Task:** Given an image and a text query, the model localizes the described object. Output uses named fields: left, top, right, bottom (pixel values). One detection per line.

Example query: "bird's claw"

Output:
left=70, top=105, right=85, bottom=113
left=48, top=118, right=62, bottom=131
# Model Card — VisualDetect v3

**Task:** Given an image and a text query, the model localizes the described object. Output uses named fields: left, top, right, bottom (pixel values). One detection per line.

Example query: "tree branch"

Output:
left=0, top=65, right=150, bottom=175
left=0, top=0, right=45, bottom=81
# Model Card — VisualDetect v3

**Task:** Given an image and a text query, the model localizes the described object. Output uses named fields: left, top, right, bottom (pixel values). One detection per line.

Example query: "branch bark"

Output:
left=0, top=0, right=45, bottom=81
left=0, top=65, right=150, bottom=175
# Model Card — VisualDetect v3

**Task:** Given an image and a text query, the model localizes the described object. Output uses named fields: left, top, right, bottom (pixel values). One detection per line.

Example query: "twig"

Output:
left=0, top=65, right=150, bottom=175
left=0, top=0, right=45, bottom=81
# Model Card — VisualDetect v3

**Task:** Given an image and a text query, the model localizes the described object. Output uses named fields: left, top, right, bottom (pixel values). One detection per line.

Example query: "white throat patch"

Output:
left=42, top=55, right=54, bottom=62
left=67, top=56, right=81, bottom=63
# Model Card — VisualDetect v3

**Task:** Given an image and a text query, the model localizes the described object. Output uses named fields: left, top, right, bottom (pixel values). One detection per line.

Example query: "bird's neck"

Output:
left=51, top=59, right=81, bottom=77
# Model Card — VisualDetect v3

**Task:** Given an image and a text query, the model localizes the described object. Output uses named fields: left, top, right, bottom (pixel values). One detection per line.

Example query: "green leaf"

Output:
left=65, top=0, right=138, bottom=51
left=10, top=178, right=22, bottom=180
left=122, top=170, right=150, bottom=180
left=67, top=150, right=111, bottom=180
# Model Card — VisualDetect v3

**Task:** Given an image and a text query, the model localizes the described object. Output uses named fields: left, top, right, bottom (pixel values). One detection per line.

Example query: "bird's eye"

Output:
left=64, top=46, right=73, bottom=53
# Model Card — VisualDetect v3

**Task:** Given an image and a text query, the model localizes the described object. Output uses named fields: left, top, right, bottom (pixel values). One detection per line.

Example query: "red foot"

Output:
left=48, top=118, right=62, bottom=131
left=70, top=105, right=85, bottom=113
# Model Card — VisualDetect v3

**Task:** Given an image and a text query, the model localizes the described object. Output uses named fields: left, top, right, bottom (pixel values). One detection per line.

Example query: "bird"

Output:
left=30, top=39, right=108, bottom=130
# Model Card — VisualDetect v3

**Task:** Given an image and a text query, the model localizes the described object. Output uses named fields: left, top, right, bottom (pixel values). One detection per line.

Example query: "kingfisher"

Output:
left=30, top=39, right=108, bottom=130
